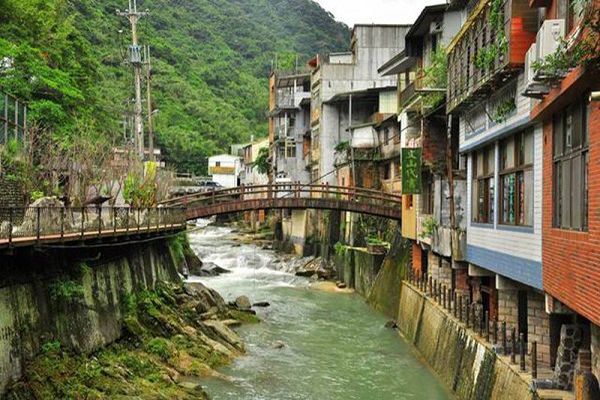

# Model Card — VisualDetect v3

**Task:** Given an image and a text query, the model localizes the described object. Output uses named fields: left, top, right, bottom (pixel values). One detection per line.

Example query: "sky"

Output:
left=314, top=0, right=444, bottom=26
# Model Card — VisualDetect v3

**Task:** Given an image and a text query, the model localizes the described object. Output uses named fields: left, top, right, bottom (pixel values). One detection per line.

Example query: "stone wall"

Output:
left=334, top=246, right=384, bottom=298
left=397, top=283, right=536, bottom=400
left=0, top=239, right=182, bottom=394
left=366, top=231, right=411, bottom=319
left=0, top=179, right=25, bottom=222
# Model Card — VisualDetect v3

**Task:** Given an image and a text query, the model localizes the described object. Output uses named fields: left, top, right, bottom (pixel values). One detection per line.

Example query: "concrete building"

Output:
left=308, top=25, right=410, bottom=186
left=208, top=154, right=242, bottom=188
left=522, top=0, right=600, bottom=388
left=269, top=72, right=312, bottom=185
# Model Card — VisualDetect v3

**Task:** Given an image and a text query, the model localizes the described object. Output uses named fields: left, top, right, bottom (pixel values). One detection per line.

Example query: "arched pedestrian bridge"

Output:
left=160, top=184, right=403, bottom=221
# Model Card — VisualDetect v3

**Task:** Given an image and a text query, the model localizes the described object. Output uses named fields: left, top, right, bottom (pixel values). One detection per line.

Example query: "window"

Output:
left=382, top=162, right=391, bottom=180
left=499, top=131, right=534, bottom=226
left=284, top=141, right=296, bottom=159
left=472, top=145, right=495, bottom=223
left=216, top=161, right=221, bottom=167
left=553, top=96, right=589, bottom=231
left=421, top=171, right=434, bottom=214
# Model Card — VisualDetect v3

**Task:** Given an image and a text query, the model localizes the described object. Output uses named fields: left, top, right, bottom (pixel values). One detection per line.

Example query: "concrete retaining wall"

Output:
left=398, top=282, right=536, bottom=400
left=0, top=240, right=181, bottom=394
left=334, top=246, right=384, bottom=297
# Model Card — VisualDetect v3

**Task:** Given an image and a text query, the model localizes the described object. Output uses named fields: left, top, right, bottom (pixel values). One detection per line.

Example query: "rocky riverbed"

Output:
left=5, top=265, right=256, bottom=399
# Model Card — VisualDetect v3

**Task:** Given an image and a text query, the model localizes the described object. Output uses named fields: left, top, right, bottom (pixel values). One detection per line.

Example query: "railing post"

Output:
left=8, top=207, right=13, bottom=247
left=502, top=322, right=508, bottom=355
left=97, top=206, right=102, bottom=237
left=113, top=207, right=117, bottom=235
left=453, top=290, right=457, bottom=317
left=156, top=208, right=160, bottom=233
left=485, top=311, right=490, bottom=342
left=36, top=207, right=41, bottom=244
left=520, top=333, right=526, bottom=371
left=442, top=285, right=447, bottom=309
left=466, top=303, right=471, bottom=328
left=137, top=209, right=141, bottom=234
left=81, top=206, right=85, bottom=240
left=478, top=309, right=484, bottom=337
left=447, top=288, right=452, bottom=312
left=212, top=188, right=216, bottom=205
left=531, top=341, right=538, bottom=379
left=493, top=320, right=498, bottom=345
left=433, top=279, right=438, bottom=301
left=60, top=207, right=65, bottom=242
left=511, top=328, right=517, bottom=364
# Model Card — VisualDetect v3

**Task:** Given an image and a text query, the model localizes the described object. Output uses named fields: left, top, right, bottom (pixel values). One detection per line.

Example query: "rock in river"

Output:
left=253, top=302, right=270, bottom=308
left=234, top=295, right=252, bottom=310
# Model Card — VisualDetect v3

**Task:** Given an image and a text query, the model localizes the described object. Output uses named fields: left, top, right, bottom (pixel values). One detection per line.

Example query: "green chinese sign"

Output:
left=402, top=148, right=422, bottom=194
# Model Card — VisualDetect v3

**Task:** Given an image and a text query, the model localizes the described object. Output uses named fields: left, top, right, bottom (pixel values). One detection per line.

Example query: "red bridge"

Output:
left=160, top=183, right=403, bottom=221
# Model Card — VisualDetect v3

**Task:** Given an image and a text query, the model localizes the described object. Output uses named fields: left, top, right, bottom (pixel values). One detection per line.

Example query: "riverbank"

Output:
left=2, top=234, right=253, bottom=399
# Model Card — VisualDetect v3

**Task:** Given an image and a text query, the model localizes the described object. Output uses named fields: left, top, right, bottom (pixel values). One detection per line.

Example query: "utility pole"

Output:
left=145, top=45, right=155, bottom=161
left=117, top=0, right=149, bottom=160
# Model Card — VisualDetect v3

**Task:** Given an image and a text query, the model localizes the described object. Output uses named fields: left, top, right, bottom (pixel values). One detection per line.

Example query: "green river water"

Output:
left=188, top=224, right=450, bottom=400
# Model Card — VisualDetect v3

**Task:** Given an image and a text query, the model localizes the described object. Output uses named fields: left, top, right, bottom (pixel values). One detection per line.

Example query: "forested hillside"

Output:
left=0, top=0, right=349, bottom=173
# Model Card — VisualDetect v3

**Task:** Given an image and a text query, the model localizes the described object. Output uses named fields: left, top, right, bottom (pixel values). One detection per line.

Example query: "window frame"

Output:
left=499, top=130, right=534, bottom=227
left=552, top=96, right=589, bottom=231
left=471, top=145, right=495, bottom=224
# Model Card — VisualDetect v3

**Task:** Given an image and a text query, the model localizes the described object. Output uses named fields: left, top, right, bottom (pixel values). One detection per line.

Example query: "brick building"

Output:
left=522, top=0, right=600, bottom=386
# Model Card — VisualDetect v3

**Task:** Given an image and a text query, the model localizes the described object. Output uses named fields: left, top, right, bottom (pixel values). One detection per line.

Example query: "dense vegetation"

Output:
left=0, top=0, right=349, bottom=174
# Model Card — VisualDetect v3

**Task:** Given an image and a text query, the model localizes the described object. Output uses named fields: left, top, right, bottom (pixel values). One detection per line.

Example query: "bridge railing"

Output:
left=160, top=183, right=404, bottom=209
left=0, top=206, right=187, bottom=246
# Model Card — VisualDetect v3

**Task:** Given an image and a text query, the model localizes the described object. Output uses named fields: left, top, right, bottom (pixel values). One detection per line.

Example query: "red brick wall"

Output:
left=455, top=268, right=469, bottom=292
left=542, top=102, right=600, bottom=326
left=412, top=241, right=422, bottom=277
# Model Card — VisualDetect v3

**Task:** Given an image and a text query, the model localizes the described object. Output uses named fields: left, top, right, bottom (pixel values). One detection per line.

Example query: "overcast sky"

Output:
left=314, top=0, right=443, bottom=26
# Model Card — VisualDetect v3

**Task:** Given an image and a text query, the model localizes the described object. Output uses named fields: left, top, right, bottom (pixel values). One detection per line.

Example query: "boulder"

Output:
left=202, top=320, right=245, bottom=352
left=234, top=295, right=252, bottom=310
left=296, top=257, right=335, bottom=280
left=183, top=282, right=228, bottom=314
left=201, top=263, right=231, bottom=276
left=253, top=302, right=270, bottom=308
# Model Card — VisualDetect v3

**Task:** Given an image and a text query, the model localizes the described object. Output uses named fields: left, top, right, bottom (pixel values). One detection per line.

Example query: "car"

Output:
left=197, top=180, right=223, bottom=192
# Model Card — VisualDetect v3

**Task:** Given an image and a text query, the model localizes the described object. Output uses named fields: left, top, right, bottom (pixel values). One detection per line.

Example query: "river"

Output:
left=188, top=223, right=450, bottom=400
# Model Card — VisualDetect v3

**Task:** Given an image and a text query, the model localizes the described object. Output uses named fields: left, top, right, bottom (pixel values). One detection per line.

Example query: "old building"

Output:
left=445, top=0, right=552, bottom=368
left=380, top=4, right=465, bottom=296
left=0, top=89, right=27, bottom=148
left=268, top=70, right=313, bottom=253
left=521, top=0, right=600, bottom=388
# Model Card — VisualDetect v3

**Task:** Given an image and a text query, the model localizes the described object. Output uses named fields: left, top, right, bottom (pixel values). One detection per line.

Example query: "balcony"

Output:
left=274, top=126, right=306, bottom=141
left=446, top=0, right=538, bottom=113
left=274, top=90, right=310, bottom=113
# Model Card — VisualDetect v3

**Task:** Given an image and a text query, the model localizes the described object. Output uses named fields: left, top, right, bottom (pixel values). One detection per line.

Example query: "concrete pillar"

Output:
left=591, top=324, right=600, bottom=385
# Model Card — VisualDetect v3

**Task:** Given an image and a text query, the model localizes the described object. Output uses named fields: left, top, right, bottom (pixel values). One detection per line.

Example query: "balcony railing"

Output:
left=446, top=0, right=538, bottom=113
left=275, top=90, right=310, bottom=110
left=274, top=126, right=306, bottom=140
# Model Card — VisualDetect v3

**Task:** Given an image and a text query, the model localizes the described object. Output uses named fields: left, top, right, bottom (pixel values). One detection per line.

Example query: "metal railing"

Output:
left=407, top=270, right=541, bottom=383
left=0, top=206, right=186, bottom=248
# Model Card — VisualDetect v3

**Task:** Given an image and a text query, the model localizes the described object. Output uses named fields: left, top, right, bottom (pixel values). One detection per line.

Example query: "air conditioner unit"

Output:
left=536, top=19, right=565, bottom=60
left=430, top=21, right=443, bottom=34
left=523, top=42, right=550, bottom=99
left=524, top=43, right=537, bottom=88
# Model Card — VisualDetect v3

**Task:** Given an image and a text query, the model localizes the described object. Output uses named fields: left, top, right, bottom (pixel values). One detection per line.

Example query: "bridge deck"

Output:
left=161, top=184, right=403, bottom=221
left=0, top=207, right=187, bottom=251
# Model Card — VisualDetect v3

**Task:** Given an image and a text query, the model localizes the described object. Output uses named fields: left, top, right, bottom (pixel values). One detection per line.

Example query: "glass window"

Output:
left=499, top=130, right=534, bottom=226
left=553, top=96, right=589, bottom=231
left=472, top=145, right=495, bottom=224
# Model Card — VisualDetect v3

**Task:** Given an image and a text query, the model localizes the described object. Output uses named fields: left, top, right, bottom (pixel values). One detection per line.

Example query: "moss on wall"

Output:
left=367, top=229, right=411, bottom=319
left=397, top=283, right=537, bottom=400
